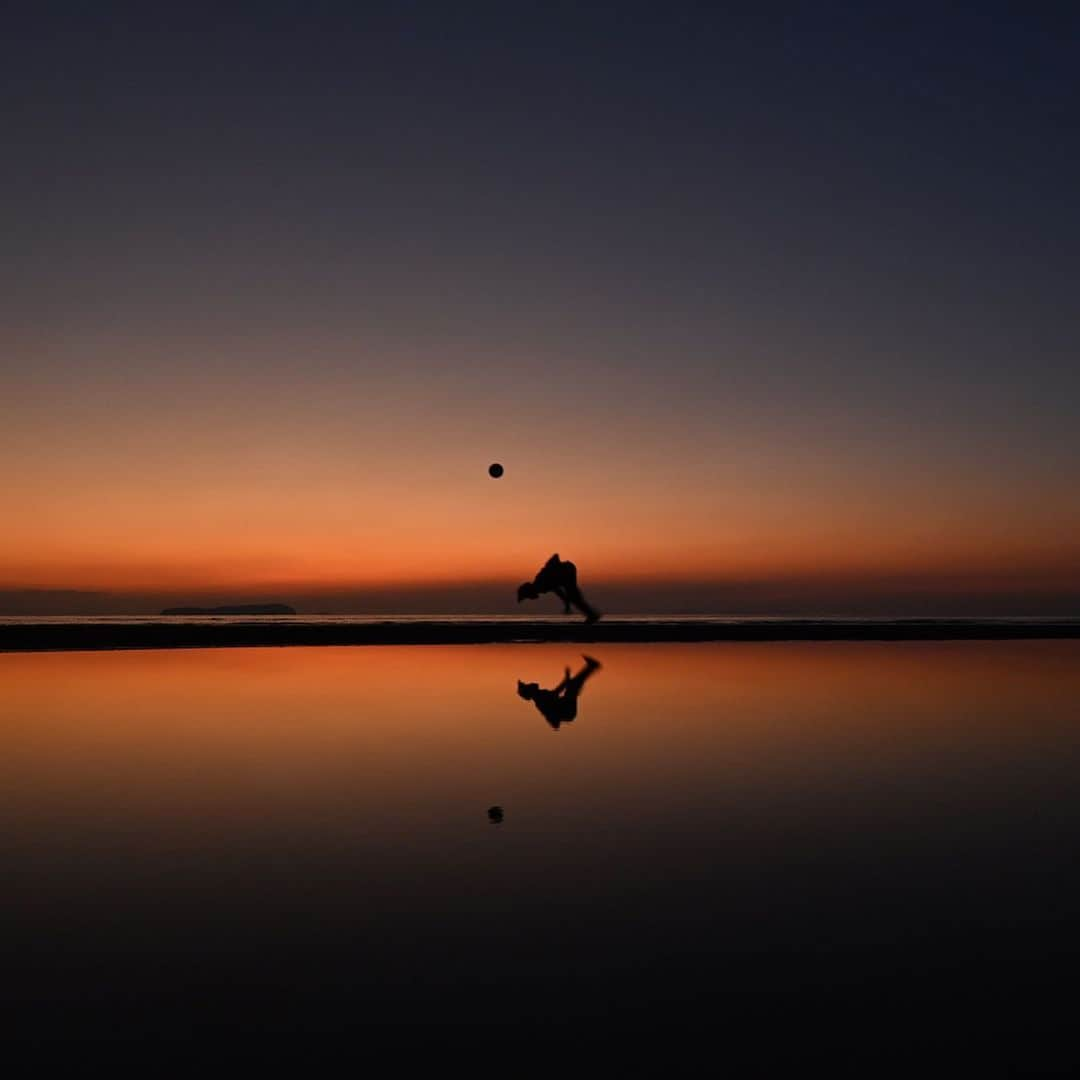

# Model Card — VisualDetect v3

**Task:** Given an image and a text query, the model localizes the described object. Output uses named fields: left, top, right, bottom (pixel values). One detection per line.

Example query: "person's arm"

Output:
left=567, top=586, right=600, bottom=623
left=551, top=585, right=572, bottom=614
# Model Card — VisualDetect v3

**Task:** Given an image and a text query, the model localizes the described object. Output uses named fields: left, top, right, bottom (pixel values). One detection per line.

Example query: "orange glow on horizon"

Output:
left=3, top=535, right=1077, bottom=597
left=5, top=364, right=1078, bottom=608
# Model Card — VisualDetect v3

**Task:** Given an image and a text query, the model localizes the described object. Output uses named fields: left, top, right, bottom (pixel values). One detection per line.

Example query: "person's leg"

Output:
left=563, top=659, right=600, bottom=699
left=554, top=562, right=595, bottom=620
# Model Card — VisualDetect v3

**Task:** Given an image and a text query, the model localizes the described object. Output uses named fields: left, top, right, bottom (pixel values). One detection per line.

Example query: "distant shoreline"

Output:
left=2, top=618, right=1079, bottom=652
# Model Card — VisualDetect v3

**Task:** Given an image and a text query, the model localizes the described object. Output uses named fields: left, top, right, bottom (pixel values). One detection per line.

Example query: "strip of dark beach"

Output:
left=2, top=618, right=1079, bottom=652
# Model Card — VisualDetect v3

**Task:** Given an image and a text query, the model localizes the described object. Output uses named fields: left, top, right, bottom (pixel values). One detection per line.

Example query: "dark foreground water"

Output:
left=4, top=642, right=1080, bottom=1059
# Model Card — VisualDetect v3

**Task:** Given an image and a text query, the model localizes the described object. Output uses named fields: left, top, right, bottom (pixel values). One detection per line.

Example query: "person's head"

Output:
left=517, top=582, right=540, bottom=602
left=517, top=680, right=538, bottom=700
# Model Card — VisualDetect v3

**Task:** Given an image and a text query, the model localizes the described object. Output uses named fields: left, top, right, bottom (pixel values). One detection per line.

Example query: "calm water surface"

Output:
left=4, top=642, right=1080, bottom=1048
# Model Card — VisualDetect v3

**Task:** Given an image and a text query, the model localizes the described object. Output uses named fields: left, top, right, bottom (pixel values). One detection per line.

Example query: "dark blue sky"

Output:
left=7, top=4, right=1078, bottom=387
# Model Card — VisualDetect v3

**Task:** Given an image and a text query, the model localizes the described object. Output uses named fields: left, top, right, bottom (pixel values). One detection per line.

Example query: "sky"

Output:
left=3, top=2, right=1079, bottom=614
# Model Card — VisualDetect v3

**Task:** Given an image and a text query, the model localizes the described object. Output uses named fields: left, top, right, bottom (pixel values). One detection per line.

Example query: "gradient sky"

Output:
left=3, top=3, right=1079, bottom=613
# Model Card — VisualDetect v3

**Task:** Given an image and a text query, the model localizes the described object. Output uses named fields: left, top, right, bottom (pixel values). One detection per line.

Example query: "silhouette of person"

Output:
left=517, top=554, right=601, bottom=623
left=517, top=655, right=602, bottom=730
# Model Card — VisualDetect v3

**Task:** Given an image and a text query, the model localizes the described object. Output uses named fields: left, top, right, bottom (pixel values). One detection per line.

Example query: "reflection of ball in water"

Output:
left=488, top=463, right=504, bottom=478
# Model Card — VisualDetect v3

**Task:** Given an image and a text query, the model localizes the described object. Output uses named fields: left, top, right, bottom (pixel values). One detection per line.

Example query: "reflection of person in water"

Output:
left=517, top=554, right=601, bottom=623
left=517, top=655, right=602, bottom=730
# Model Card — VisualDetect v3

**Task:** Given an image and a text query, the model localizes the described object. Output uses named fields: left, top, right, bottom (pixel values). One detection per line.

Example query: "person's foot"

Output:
left=583, top=611, right=601, bottom=625
left=582, top=654, right=602, bottom=668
